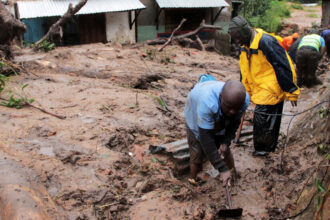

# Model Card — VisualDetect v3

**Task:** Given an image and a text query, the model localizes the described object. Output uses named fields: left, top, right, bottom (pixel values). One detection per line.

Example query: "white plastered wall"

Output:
left=105, top=11, right=135, bottom=43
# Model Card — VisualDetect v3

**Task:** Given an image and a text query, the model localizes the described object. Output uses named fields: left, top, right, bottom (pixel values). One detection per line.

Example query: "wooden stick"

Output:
left=96, top=202, right=119, bottom=209
left=195, top=34, right=205, bottom=51
left=295, top=154, right=328, bottom=204
left=234, top=113, right=245, bottom=143
left=0, top=97, right=65, bottom=119
left=158, top=18, right=187, bottom=52
left=314, top=190, right=329, bottom=220
left=28, top=103, right=66, bottom=119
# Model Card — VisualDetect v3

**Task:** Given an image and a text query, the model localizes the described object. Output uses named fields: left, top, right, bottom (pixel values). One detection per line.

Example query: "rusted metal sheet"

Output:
left=150, top=139, right=190, bottom=174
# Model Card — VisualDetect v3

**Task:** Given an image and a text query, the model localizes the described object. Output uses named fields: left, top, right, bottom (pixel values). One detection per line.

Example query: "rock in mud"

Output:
left=0, top=155, right=61, bottom=219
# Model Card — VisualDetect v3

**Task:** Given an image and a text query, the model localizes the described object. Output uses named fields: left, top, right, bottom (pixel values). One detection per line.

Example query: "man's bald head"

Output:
left=220, top=80, right=246, bottom=117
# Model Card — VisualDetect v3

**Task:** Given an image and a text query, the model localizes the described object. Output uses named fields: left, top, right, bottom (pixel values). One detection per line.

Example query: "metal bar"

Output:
left=212, top=6, right=224, bottom=24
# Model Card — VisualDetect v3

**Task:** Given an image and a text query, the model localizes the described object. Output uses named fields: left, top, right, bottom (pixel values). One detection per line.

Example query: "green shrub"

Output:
left=306, top=9, right=317, bottom=12
left=290, top=4, right=304, bottom=10
left=243, top=0, right=291, bottom=33
left=308, top=13, right=318, bottom=18
left=33, top=40, right=55, bottom=52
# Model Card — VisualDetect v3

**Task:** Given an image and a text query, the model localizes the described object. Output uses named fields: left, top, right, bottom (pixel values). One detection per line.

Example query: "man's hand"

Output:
left=220, top=170, right=231, bottom=186
left=218, top=144, right=228, bottom=159
left=290, top=101, right=297, bottom=107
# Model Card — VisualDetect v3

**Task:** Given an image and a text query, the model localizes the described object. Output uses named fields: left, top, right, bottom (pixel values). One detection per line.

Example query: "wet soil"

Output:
left=0, top=8, right=329, bottom=218
left=284, top=3, right=322, bottom=28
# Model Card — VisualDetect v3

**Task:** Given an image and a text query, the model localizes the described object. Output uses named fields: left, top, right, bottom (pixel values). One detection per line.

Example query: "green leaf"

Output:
left=326, top=153, right=330, bottom=161
left=152, top=158, right=159, bottom=163
left=315, top=178, right=326, bottom=193
left=22, top=84, right=28, bottom=90
left=151, top=157, right=165, bottom=165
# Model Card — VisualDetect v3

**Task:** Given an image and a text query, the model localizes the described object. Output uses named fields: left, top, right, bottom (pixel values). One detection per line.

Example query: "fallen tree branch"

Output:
left=173, top=20, right=223, bottom=40
left=147, top=19, right=223, bottom=50
left=0, top=97, right=65, bottom=119
left=195, top=34, right=204, bottom=51
left=28, top=103, right=66, bottom=119
left=36, top=0, right=88, bottom=45
left=158, top=18, right=187, bottom=52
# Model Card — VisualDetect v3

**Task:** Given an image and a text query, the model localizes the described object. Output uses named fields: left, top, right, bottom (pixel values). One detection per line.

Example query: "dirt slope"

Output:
left=0, top=40, right=328, bottom=220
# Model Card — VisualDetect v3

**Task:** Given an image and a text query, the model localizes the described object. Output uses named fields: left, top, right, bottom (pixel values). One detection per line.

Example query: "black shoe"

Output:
left=252, top=151, right=269, bottom=157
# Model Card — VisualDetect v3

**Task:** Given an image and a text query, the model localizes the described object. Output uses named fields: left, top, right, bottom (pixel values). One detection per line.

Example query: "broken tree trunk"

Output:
left=0, top=2, right=26, bottom=59
left=36, top=0, right=88, bottom=45
left=147, top=20, right=223, bottom=51
left=195, top=35, right=204, bottom=51
left=158, top=18, right=187, bottom=52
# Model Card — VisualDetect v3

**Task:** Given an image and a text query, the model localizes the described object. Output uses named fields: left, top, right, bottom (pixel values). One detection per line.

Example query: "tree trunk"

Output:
left=321, top=0, right=330, bottom=28
left=0, top=2, right=26, bottom=58
left=36, top=0, right=88, bottom=45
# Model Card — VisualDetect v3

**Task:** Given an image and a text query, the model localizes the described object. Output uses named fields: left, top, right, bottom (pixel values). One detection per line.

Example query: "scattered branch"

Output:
left=158, top=18, right=187, bottom=52
left=195, top=34, right=205, bottom=51
left=295, top=154, right=329, bottom=204
left=147, top=19, right=222, bottom=50
left=28, top=102, right=66, bottom=119
left=0, top=97, right=65, bottom=119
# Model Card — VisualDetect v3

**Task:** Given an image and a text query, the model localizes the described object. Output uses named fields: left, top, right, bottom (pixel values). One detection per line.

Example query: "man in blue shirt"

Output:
left=184, top=79, right=249, bottom=186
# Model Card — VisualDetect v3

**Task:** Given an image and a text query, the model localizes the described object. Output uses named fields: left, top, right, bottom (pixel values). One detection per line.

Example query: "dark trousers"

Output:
left=325, top=35, right=330, bottom=58
left=253, top=102, right=283, bottom=152
left=296, top=47, right=322, bottom=87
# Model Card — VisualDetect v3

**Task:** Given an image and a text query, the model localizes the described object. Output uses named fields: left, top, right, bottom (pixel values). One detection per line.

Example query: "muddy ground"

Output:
left=0, top=5, right=330, bottom=218
left=0, top=40, right=328, bottom=220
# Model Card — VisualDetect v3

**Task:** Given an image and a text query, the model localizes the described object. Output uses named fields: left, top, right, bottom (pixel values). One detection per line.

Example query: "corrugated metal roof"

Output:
left=17, top=0, right=146, bottom=19
left=155, top=0, right=229, bottom=8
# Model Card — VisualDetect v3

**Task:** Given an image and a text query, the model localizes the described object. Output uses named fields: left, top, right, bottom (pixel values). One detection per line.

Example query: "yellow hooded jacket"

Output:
left=239, top=29, right=300, bottom=105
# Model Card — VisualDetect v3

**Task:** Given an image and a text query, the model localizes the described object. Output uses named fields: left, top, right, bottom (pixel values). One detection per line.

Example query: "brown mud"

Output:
left=0, top=41, right=328, bottom=220
left=0, top=6, right=329, bottom=218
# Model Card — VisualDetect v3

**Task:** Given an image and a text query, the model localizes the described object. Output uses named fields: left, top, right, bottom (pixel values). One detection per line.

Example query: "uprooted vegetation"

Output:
left=0, top=41, right=328, bottom=219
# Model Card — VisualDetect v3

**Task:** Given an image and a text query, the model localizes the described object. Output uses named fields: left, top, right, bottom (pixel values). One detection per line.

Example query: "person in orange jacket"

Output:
left=281, top=33, right=299, bottom=51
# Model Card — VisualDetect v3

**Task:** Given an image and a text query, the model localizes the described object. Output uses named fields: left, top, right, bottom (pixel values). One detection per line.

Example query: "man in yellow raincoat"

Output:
left=228, top=16, right=300, bottom=156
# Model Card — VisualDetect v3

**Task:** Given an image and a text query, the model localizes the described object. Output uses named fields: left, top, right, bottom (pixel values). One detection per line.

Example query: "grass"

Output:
left=308, top=13, right=318, bottom=18
left=306, top=9, right=317, bottom=12
left=290, top=4, right=304, bottom=10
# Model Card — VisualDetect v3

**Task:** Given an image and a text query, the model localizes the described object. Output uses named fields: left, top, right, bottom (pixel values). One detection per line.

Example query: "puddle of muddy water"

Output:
left=38, top=146, right=55, bottom=157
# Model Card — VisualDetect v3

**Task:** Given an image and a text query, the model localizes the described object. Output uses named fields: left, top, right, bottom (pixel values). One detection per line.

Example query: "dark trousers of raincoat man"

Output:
left=253, top=102, right=283, bottom=152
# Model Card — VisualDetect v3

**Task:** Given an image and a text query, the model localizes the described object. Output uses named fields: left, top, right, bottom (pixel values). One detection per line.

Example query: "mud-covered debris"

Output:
left=133, top=74, right=163, bottom=89
left=137, top=179, right=154, bottom=193
left=149, top=144, right=166, bottom=154
left=28, top=126, right=57, bottom=137
left=150, top=139, right=190, bottom=175
left=53, top=145, right=91, bottom=165
left=105, top=127, right=138, bottom=152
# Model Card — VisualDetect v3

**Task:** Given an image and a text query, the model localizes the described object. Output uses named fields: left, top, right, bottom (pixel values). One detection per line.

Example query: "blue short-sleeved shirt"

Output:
left=321, top=29, right=330, bottom=39
left=184, top=80, right=250, bottom=140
